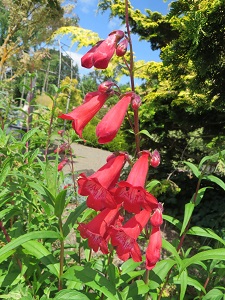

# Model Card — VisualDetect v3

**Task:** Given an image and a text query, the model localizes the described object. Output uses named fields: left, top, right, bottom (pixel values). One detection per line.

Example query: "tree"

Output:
left=98, top=0, right=225, bottom=168
left=0, top=0, right=78, bottom=79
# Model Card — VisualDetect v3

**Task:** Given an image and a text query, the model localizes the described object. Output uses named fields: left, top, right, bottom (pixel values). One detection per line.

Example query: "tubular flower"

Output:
left=54, top=143, right=70, bottom=154
left=78, top=152, right=128, bottom=211
left=146, top=226, right=162, bottom=270
left=110, top=209, right=150, bottom=262
left=58, top=91, right=110, bottom=138
left=58, top=158, right=68, bottom=171
left=81, top=30, right=125, bottom=69
left=114, top=151, right=158, bottom=213
left=78, top=207, right=121, bottom=254
left=96, top=92, right=134, bottom=144
left=81, top=41, right=104, bottom=69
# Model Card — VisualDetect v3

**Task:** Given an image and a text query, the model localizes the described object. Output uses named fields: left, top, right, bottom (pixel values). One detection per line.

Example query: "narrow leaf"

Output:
left=21, top=128, right=39, bottom=144
left=0, top=231, right=60, bottom=263
left=162, top=239, right=183, bottom=267
left=149, top=259, right=176, bottom=289
left=22, top=240, right=60, bottom=277
left=180, top=203, right=195, bottom=236
left=138, top=129, right=153, bottom=139
left=63, top=265, right=120, bottom=300
left=187, top=226, right=225, bottom=246
left=184, top=161, right=201, bottom=178
left=121, top=280, right=149, bottom=299
left=203, top=175, right=225, bottom=191
left=63, top=202, right=87, bottom=237
left=163, top=214, right=182, bottom=230
left=182, top=249, right=225, bottom=270
left=0, top=158, right=13, bottom=186
left=55, top=189, right=67, bottom=218
left=202, top=288, right=224, bottom=300
left=194, top=187, right=211, bottom=206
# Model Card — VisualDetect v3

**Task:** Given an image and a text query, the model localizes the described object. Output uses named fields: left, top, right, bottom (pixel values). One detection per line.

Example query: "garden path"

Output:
left=63, top=143, right=112, bottom=176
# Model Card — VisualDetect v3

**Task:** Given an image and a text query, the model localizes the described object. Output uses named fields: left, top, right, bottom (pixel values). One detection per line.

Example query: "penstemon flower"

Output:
left=110, top=209, right=151, bottom=262
left=78, top=206, right=121, bottom=254
left=58, top=91, right=111, bottom=138
left=78, top=152, right=128, bottom=211
left=81, top=30, right=125, bottom=69
left=114, top=151, right=158, bottom=213
left=96, top=92, right=134, bottom=144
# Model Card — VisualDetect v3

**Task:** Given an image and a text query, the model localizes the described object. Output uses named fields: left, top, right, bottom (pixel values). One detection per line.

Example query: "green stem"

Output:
left=158, top=175, right=203, bottom=300
left=58, top=217, right=64, bottom=291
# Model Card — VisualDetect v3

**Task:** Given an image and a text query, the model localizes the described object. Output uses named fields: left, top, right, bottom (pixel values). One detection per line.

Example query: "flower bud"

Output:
left=98, top=81, right=115, bottom=94
left=116, top=39, right=129, bottom=57
left=57, top=130, right=65, bottom=136
left=150, top=150, right=160, bottom=168
left=131, top=93, right=142, bottom=110
left=150, top=203, right=163, bottom=227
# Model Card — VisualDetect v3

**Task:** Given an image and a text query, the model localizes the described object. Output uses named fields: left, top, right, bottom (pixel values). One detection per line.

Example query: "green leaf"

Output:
left=199, top=150, right=225, bottom=169
left=121, top=258, right=143, bottom=274
left=54, top=290, right=90, bottom=300
left=149, top=259, right=176, bottom=289
left=45, top=158, right=58, bottom=197
left=146, top=180, right=161, bottom=192
left=203, top=175, right=225, bottom=191
left=121, top=280, right=149, bottom=299
left=194, top=187, right=211, bottom=206
left=202, top=288, right=224, bottom=300
left=187, top=226, right=225, bottom=246
left=21, top=128, right=39, bottom=144
left=180, top=269, right=187, bottom=300
left=163, top=214, right=182, bottom=230
left=162, top=239, right=183, bottom=267
left=63, top=202, right=87, bottom=237
left=184, top=161, right=201, bottom=178
left=137, top=129, right=154, bottom=139
left=55, top=189, right=67, bottom=218
left=182, top=249, right=225, bottom=270
left=62, top=266, right=120, bottom=300
left=0, top=231, right=60, bottom=263
left=22, top=240, right=60, bottom=277
left=180, top=203, right=195, bottom=236
left=28, top=182, right=55, bottom=206
left=0, top=158, right=13, bottom=186
left=173, top=273, right=206, bottom=295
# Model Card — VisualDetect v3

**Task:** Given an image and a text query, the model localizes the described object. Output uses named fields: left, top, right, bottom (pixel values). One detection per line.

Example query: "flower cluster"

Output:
left=59, top=30, right=163, bottom=269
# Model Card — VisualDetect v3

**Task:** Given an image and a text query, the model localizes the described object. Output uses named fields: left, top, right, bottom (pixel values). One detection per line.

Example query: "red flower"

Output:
left=57, top=129, right=65, bottom=136
left=58, top=91, right=109, bottom=138
left=54, top=143, right=70, bottom=154
left=150, top=203, right=163, bottom=227
left=146, top=227, right=162, bottom=270
left=110, top=210, right=150, bottom=262
left=78, top=152, right=128, bottom=211
left=81, top=41, right=104, bottom=69
left=81, top=30, right=124, bottom=69
left=96, top=92, right=133, bottom=144
left=116, top=38, right=129, bottom=57
left=114, top=151, right=158, bottom=213
left=58, top=158, right=68, bottom=171
left=150, top=150, right=160, bottom=168
left=78, top=207, right=121, bottom=254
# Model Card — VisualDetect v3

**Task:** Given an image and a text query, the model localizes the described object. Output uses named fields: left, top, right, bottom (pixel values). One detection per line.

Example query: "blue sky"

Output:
left=61, top=0, right=172, bottom=76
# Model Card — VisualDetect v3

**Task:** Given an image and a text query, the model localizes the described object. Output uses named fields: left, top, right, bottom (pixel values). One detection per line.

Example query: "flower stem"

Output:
left=124, top=0, right=140, bottom=154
